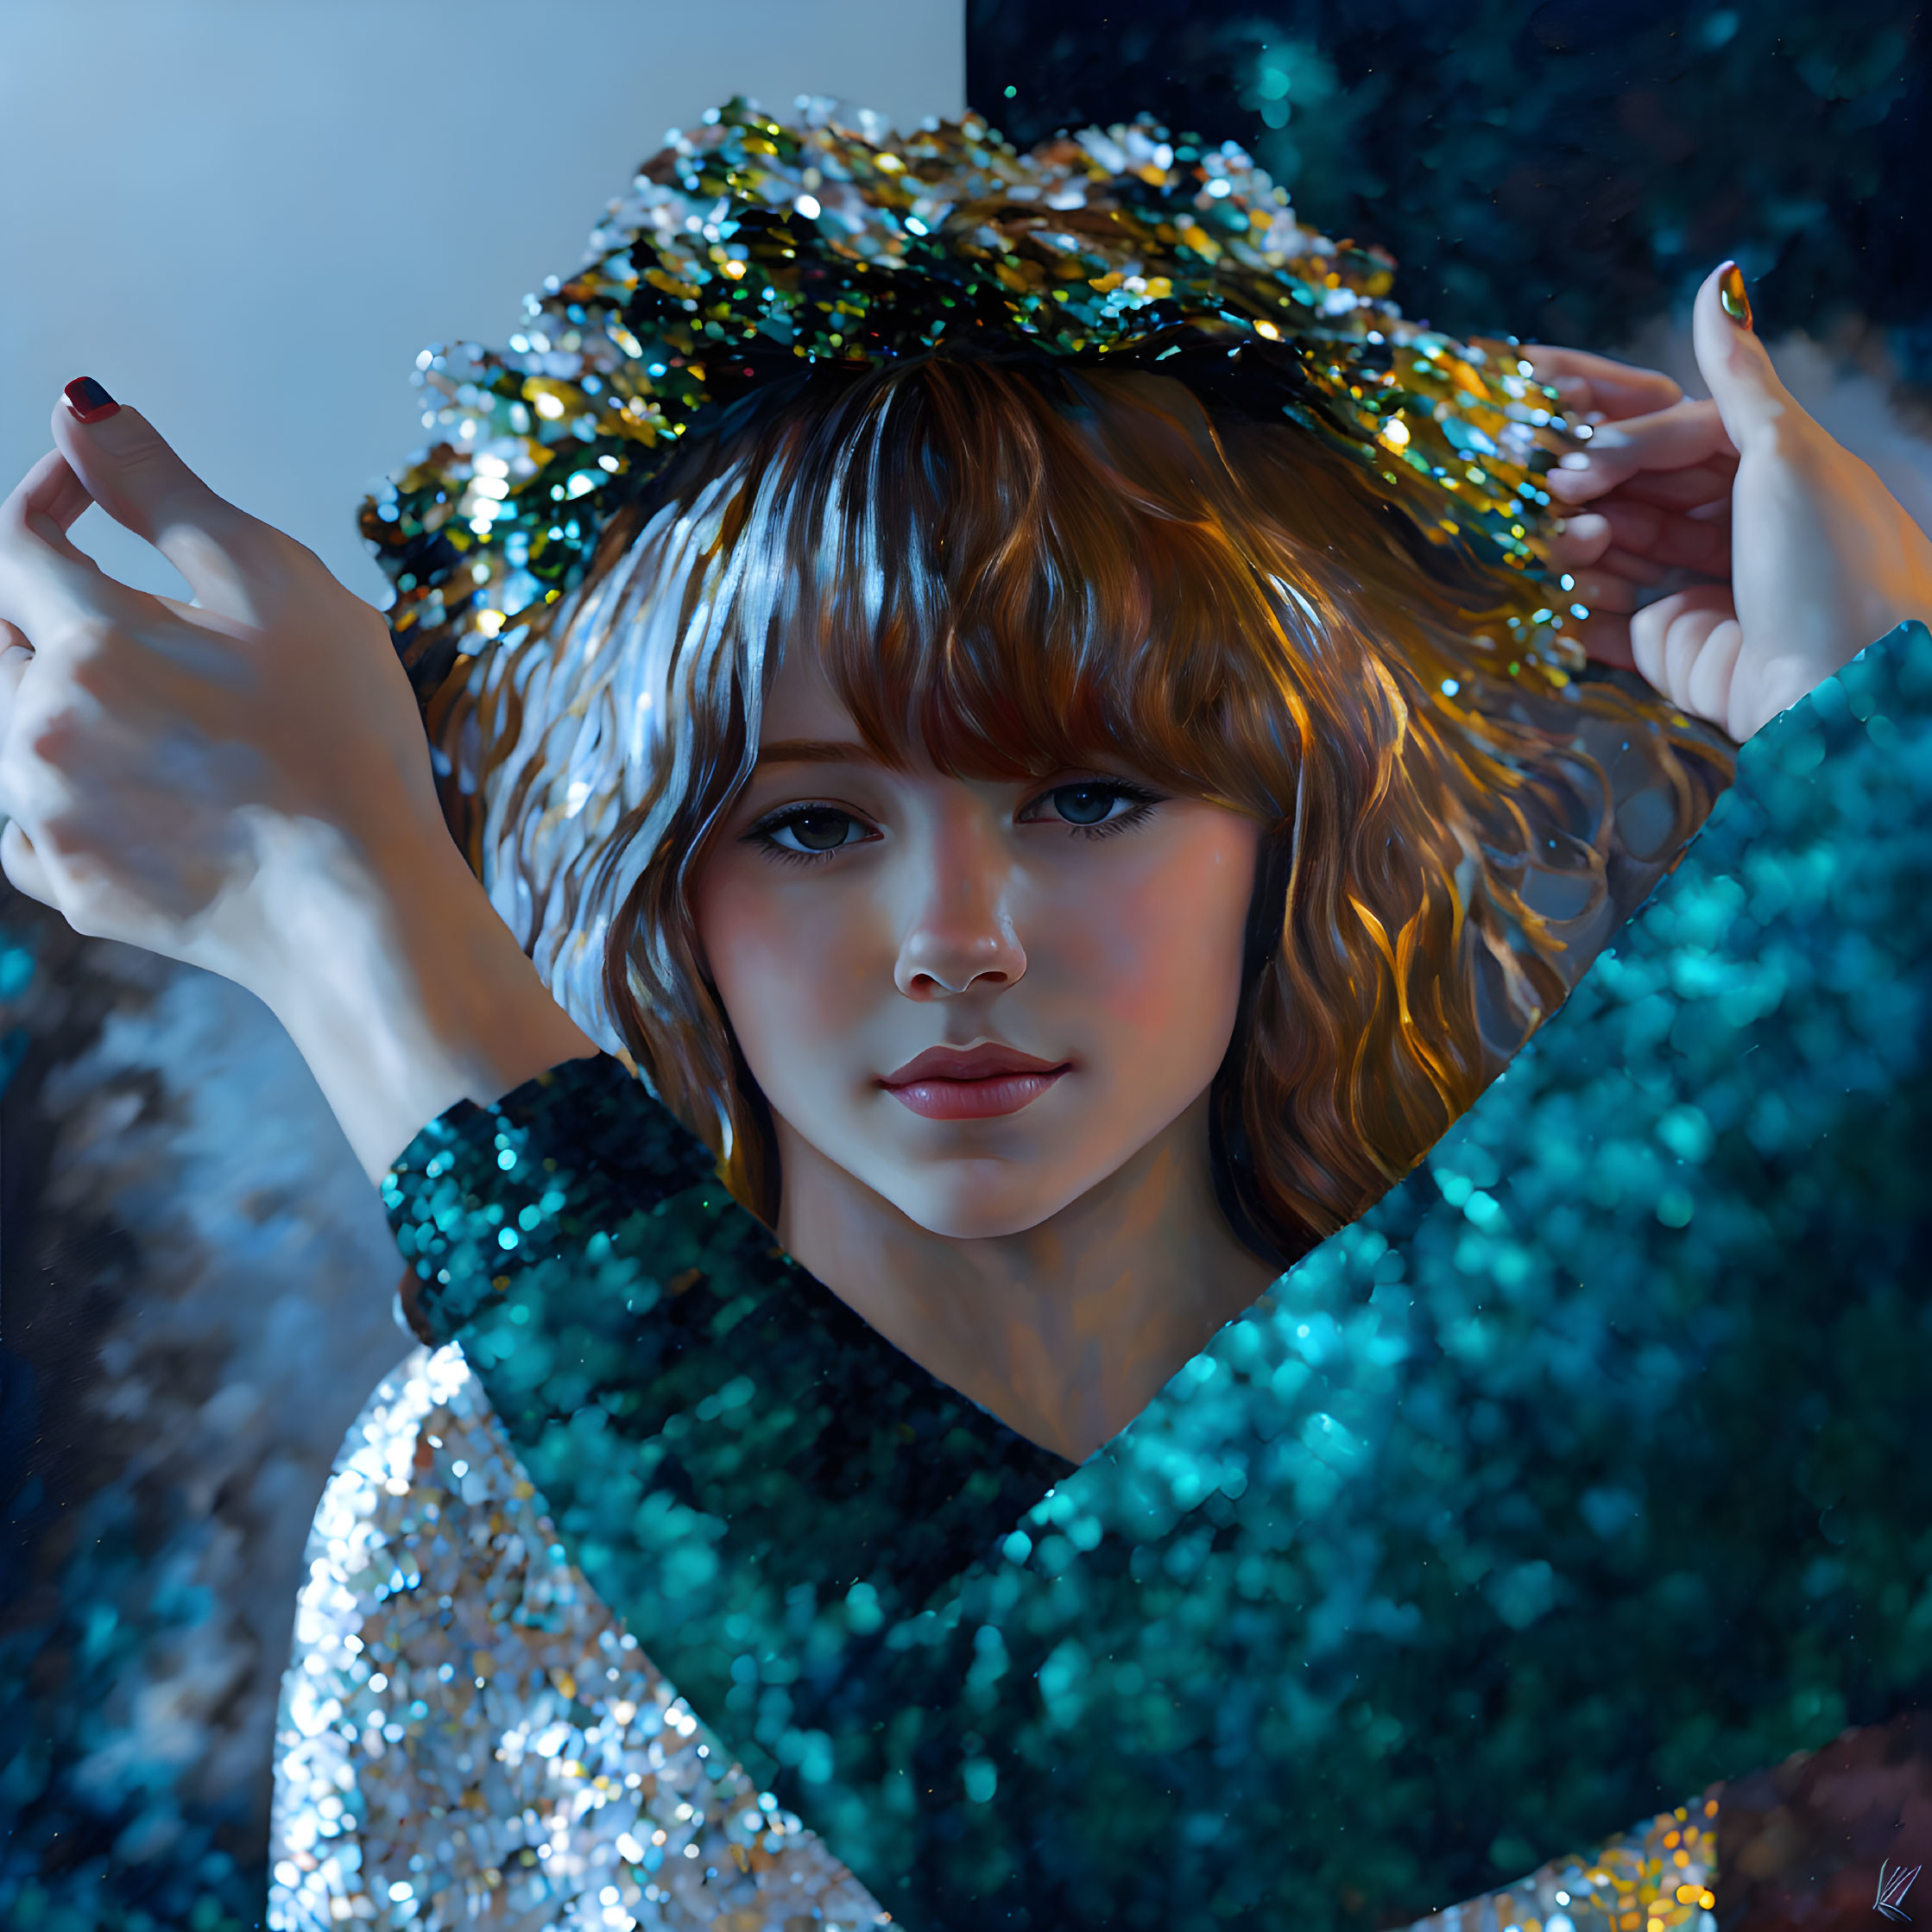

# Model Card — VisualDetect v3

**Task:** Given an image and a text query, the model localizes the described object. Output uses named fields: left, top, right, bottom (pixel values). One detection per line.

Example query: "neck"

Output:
left=773, top=1095, right=1281, bottom=1462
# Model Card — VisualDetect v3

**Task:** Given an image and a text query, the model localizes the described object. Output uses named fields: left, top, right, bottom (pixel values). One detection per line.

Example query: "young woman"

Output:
left=3, top=103, right=1927, bottom=1932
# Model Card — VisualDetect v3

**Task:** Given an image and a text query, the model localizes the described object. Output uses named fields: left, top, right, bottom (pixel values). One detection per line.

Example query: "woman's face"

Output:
left=689, top=650, right=1262, bottom=1241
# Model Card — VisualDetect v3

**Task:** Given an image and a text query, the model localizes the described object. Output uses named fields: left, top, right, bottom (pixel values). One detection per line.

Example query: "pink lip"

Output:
left=879, top=1044, right=1071, bottom=1121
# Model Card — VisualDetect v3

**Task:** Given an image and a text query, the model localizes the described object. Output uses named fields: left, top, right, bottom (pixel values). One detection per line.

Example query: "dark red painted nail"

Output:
left=63, top=376, right=120, bottom=423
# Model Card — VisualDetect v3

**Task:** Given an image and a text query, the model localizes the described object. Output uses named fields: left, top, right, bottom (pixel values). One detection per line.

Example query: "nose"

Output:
left=893, top=812, right=1027, bottom=1001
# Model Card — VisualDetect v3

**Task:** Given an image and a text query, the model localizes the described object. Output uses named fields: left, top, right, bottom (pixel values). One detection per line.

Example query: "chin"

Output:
left=874, top=1162, right=1093, bottom=1241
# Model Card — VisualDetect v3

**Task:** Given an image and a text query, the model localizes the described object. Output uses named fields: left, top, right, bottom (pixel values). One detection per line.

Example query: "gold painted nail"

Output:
left=1718, top=261, right=1753, bottom=331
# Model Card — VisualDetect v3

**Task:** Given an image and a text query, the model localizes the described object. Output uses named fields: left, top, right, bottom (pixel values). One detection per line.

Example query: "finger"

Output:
left=50, top=385, right=311, bottom=625
left=1550, top=519, right=1681, bottom=601
left=0, top=450, right=132, bottom=641
left=1544, top=398, right=1736, bottom=502
left=1613, top=466, right=1736, bottom=515
left=1583, top=498, right=1733, bottom=575
left=0, top=624, right=30, bottom=709
left=1549, top=457, right=1733, bottom=511
left=1683, top=613, right=1745, bottom=727
left=1565, top=568, right=1640, bottom=614
left=1547, top=516, right=1692, bottom=588
left=1599, top=546, right=1670, bottom=586
left=1629, top=585, right=1735, bottom=710
left=1544, top=374, right=1596, bottom=418
left=1618, top=527, right=1727, bottom=579
left=5, top=447, right=94, bottom=539
left=1522, top=346, right=1683, bottom=420
left=1548, top=512, right=1613, bottom=571
left=1575, top=610, right=1638, bottom=671
left=1561, top=451, right=1746, bottom=514
left=1689, top=262, right=1807, bottom=454
left=0, top=818, right=60, bottom=911
left=1663, top=600, right=1732, bottom=710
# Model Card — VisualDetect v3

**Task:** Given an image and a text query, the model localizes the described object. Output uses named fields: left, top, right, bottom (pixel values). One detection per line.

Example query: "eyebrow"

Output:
left=754, top=738, right=887, bottom=768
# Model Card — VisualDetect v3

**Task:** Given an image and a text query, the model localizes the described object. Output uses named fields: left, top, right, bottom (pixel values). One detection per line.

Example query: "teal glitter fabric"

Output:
left=384, top=623, right=1932, bottom=1931
left=384, top=1070, right=1072, bottom=1778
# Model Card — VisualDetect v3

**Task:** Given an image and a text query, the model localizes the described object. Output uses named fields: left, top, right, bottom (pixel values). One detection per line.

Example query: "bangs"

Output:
left=733, top=360, right=1319, bottom=818
left=446, top=347, right=1733, bottom=1253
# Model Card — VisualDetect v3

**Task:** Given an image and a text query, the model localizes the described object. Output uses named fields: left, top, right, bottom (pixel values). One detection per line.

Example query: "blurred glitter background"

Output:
left=1, top=2, right=1929, bottom=1928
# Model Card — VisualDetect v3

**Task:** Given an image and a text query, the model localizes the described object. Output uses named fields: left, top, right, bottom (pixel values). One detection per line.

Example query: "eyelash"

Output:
left=745, top=803, right=879, bottom=867
left=1020, top=779, right=1165, bottom=840
left=743, top=779, right=1165, bottom=866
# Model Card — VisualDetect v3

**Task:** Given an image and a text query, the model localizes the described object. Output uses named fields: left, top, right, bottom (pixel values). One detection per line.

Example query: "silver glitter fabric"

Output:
left=268, top=1337, right=1729, bottom=1931
left=268, top=1344, right=887, bottom=1930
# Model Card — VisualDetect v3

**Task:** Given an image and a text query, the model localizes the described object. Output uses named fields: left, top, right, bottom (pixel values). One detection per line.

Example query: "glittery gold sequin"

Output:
left=363, top=96, right=1593, bottom=716
left=269, top=1345, right=886, bottom=1929
left=1403, top=1804, right=1718, bottom=1932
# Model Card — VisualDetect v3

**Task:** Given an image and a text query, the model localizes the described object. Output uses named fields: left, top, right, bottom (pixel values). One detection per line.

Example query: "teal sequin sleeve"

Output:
left=379, top=1052, right=1074, bottom=1787
left=384, top=625, right=1932, bottom=1931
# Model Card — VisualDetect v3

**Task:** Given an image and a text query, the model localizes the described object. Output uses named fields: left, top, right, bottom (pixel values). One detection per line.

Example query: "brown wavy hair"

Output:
left=429, top=353, right=1733, bottom=1264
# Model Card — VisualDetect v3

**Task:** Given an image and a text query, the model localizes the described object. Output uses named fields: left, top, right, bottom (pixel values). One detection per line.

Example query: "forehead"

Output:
left=759, top=648, right=857, bottom=746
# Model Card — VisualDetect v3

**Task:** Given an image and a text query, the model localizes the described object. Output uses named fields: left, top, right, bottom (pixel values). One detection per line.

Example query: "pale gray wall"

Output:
left=0, top=0, right=963, bottom=604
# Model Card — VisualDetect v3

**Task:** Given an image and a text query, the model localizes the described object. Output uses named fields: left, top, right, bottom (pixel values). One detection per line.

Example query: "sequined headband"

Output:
left=364, top=95, right=1592, bottom=705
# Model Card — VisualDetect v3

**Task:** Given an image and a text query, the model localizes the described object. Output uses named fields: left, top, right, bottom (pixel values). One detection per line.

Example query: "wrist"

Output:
left=244, top=813, right=595, bottom=1178
left=1862, top=495, right=1932, bottom=651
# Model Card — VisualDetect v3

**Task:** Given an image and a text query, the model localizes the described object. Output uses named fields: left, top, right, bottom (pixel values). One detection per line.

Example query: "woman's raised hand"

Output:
left=0, top=390, right=450, bottom=972
left=1531, top=265, right=1932, bottom=743
left=0, top=387, right=593, bottom=1177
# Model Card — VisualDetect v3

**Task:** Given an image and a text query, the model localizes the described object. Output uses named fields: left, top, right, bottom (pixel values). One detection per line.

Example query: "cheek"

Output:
left=1046, top=822, right=1257, bottom=1044
left=691, top=862, right=881, bottom=1070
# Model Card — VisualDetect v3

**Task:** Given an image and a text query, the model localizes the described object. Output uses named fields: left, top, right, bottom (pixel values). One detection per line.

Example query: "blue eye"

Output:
left=1049, top=783, right=1121, bottom=825
left=1027, top=780, right=1162, bottom=831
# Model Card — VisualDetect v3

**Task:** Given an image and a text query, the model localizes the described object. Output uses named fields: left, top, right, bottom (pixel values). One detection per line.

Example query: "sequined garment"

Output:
left=1405, top=1806, right=1717, bottom=1932
left=273, top=1342, right=1725, bottom=1932
left=350, top=626, right=1932, bottom=1930
left=269, top=1344, right=885, bottom=1929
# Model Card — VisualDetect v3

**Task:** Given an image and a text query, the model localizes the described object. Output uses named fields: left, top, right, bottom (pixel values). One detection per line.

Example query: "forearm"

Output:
left=243, top=816, right=597, bottom=1181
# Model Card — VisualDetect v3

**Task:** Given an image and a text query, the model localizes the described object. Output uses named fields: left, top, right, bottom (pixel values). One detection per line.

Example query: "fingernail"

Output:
left=1717, top=262, right=1753, bottom=331
left=1557, top=451, right=1594, bottom=470
left=63, top=376, right=120, bottom=423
